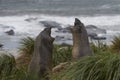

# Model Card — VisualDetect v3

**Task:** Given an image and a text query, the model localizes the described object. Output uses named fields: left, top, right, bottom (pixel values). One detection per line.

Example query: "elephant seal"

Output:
left=28, top=27, right=54, bottom=79
left=71, top=18, right=92, bottom=59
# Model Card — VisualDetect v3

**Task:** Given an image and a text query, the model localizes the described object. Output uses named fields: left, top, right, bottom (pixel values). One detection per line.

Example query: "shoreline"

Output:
left=0, top=12, right=119, bottom=58
left=0, top=48, right=19, bottom=58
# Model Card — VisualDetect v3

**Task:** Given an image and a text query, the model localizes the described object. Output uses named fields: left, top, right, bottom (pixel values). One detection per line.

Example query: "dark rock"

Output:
left=88, top=33, right=97, bottom=38
left=55, top=25, right=71, bottom=33
left=66, top=38, right=72, bottom=40
left=0, top=44, right=3, bottom=48
left=60, top=43, right=72, bottom=47
left=64, top=26, right=71, bottom=32
left=55, top=24, right=106, bottom=36
left=86, top=25, right=97, bottom=28
left=91, top=36, right=106, bottom=40
left=55, top=30, right=60, bottom=33
left=28, top=27, right=54, bottom=79
left=25, top=17, right=38, bottom=22
left=40, top=21, right=62, bottom=29
left=55, top=36, right=64, bottom=41
left=88, top=32, right=106, bottom=40
left=56, top=26, right=71, bottom=33
left=71, top=18, right=92, bottom=59
left=86, top=25, right=106, bottom=34
left=5, top=29, right=15, bottom=35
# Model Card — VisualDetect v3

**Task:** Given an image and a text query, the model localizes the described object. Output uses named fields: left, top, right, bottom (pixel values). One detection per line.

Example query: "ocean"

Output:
left=0, top=0, right=120, bottom=55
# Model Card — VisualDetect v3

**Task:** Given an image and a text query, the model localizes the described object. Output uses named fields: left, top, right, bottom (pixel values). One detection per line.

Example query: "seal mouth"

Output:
left=74, top=18, right=81, bottom=26
left=70, top=18, right=83, bottom=33
left=44, top=27, right=55, bottom=42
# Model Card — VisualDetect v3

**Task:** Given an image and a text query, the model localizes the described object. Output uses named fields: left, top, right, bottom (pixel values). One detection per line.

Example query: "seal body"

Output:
left=28, top=27, right=54, bottom=79
left=71, top=18, right=92, bottom=59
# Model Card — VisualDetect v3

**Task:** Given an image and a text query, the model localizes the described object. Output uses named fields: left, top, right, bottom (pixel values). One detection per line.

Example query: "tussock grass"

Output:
left=51, top=52, right=120, bottom=80
left=17, top=37, right=34, bottom=69
left=90, top=40, right=109, bottom=54
left=0, top=52, right=40, bottom=80
left=53, top=44, right=72, bottom=66
left=18, top=36, right=120, bottom=80
left=19, top=37, right=34, bottom=55
left=111, top=36, right=120, bottom=52
left=0, top=53, right=25, bottom=80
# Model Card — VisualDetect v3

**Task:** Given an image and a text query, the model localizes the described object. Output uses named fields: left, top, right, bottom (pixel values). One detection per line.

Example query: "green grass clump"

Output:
left=0, top=53, right=16, bottom=80
left=53, top=44, right=72, bottom=66
left=17, top=37, right=35, bottom=70
left=51, top=52, right=120, bottom=80
left=111, top=36, right=120, bottom=52
left=19, top=37, right=34, bottom=55
left=0, top=53, right=26, bottom=80
left=0, top=52, right=41, bottom=80
left=90, top=40, right=110, bottom=54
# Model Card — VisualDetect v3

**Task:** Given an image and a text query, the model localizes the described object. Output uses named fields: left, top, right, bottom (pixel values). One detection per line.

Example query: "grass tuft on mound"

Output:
left=111, top=36, right=120, bottom=52
left=53, top=44, right=72, bottom=66
left=51, top=52, right=120, bottom=80
left=19, top=37, right=34, bottom=55
left=0, top=52, right=40, bottom=80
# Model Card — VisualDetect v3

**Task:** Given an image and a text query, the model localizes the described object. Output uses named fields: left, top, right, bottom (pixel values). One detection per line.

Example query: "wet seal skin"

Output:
left=28, top=27, right=54, bottom=80
left=71, top=18, right=92, bottom=60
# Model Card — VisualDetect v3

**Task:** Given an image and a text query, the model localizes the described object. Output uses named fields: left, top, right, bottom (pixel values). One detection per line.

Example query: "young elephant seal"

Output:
left=71, top=18, right=92, bottom=60
left=28, top=27, right=54, bottom=80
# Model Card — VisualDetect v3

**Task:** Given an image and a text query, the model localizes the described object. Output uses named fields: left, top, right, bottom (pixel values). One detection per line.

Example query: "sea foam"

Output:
left=0, top=14, right=120, bottom=50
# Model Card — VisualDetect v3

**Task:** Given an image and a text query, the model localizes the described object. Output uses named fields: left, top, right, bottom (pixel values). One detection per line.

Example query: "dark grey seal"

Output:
left=71, top=18, right=93, bottom=60
left=28, top=27, right=54, bottom=79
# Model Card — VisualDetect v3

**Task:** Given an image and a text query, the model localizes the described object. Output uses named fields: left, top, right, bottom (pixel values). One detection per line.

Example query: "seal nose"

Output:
left=74, top=18, right=82, bottom=26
